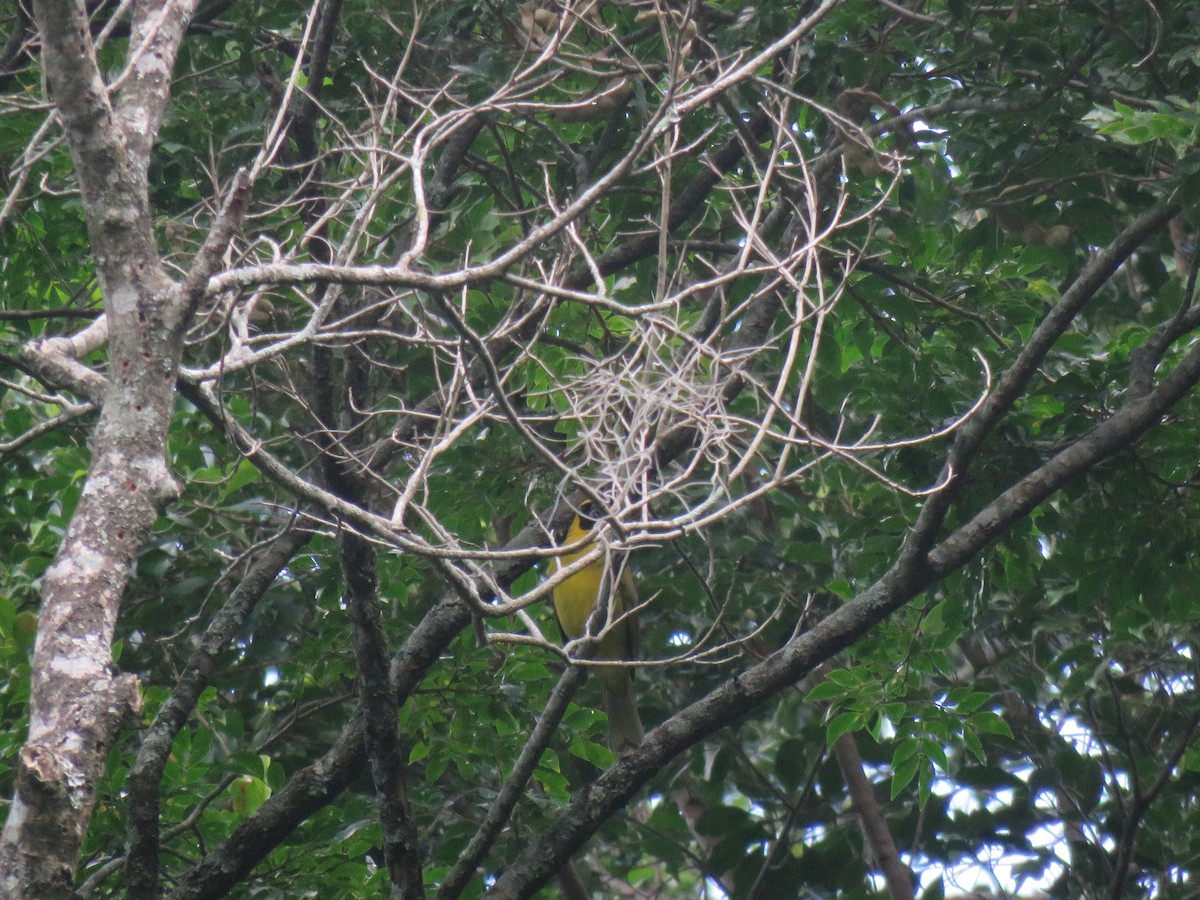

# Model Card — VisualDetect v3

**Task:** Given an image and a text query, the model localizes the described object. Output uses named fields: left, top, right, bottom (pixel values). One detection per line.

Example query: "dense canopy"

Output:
left=2, top=0, right=1200, bottom=897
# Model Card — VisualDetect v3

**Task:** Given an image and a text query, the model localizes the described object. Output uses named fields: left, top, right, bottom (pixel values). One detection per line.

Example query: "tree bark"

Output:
left=0, top=1, right=245, bottom=893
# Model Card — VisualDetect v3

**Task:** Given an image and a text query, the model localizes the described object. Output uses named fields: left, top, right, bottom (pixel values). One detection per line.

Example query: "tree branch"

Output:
left=125, top=526, right=313, bottom=899
left=481, top=310, right=1200, bottom=900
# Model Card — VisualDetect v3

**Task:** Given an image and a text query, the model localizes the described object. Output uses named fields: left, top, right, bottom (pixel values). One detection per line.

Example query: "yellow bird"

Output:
left=551, top=500, right=645, bottom=753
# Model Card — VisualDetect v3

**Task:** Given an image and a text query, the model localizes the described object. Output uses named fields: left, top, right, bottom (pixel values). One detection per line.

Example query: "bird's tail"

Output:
left=601, top=673, right=644, bottom=753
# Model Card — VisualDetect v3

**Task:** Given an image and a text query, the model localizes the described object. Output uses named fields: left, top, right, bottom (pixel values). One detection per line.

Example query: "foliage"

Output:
left=3, top=0, right=1200, bottom=898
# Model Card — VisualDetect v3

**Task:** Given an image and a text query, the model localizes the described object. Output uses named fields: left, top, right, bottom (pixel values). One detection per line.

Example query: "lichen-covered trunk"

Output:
left=0, top=366, right=182, bottom=897
left=0, top=0, right=202, bottom=894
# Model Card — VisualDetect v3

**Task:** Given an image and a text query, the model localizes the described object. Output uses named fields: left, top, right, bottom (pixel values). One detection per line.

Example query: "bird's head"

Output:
left=576, top=498, right=598, bottom=530
left=566, top=499, right=600, bottom=544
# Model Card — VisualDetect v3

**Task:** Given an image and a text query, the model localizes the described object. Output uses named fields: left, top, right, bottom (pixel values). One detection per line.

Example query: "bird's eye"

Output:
left=577, top=500, right=597, bottom=529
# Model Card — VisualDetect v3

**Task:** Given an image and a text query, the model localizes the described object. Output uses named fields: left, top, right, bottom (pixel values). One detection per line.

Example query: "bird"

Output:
left=550, top=499, right=645, bottom=753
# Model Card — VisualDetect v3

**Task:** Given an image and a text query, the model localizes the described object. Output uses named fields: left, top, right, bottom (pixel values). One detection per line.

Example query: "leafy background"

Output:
left=3, top=0, right=1200, bottom=897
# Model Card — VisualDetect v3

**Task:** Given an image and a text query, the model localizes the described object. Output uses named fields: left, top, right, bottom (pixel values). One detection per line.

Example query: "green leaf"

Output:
left=805, top=680, right=847, bottom=702
left=229, top=776, right=271, bottom=816
left=826, top=711, right=863, bottom=746
left=890, top=757, right=920, bottom=800
left=568, top=736, right=615, bottom=769
left=968, top=711, right=1014, bottom=739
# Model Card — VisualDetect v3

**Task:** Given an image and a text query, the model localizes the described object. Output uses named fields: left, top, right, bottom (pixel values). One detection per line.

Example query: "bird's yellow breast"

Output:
left=550, top=516, right=634, bottom=665
left=552, top=545, right=605, bottom=640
